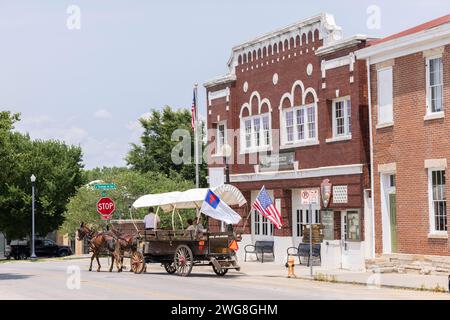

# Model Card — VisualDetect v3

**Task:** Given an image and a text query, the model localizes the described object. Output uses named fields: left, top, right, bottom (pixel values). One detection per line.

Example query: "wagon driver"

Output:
left=144, top=207, right=160, bottom=230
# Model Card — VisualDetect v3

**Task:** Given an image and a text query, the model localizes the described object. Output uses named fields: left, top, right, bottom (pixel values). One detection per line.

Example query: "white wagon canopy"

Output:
left=132, top=184, right=247, bottom=212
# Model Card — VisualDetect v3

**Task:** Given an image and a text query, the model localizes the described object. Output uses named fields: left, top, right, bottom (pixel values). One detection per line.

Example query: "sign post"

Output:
left=301, top=189, right=320, bottom=277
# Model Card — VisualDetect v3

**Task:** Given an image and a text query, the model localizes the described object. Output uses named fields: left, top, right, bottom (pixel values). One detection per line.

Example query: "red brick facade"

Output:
left=368, top=46, right=450, bottom=256
left=204, top=14, right=370, bottom=243
left=357, top=15, right=450, bottom=257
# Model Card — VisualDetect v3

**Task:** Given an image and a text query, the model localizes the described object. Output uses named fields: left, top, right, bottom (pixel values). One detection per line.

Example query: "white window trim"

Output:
left=331, top=96, right=352, bottom=140
left=425, top=54, right=444, bottom=117
left=377, top=66, right=394, bottom=126
left=280, top=103, right=319, bottom=148
left=240, top=113, right=272, bottom=154
left=427, top=168, right=448, bottom=236
left=211, top=121, right=227, bottom=157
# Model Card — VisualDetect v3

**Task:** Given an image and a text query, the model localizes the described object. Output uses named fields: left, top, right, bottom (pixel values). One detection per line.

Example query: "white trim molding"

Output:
left=378, top=162, right=396, bottom=174
left=356, top=22, right=450, bottom=64
left=230, top=163, right=363, bottom=183
left=424, top=158, right=447, bottom=170
left=208, top=87, right=230, bottom=106
left=321, top=53, right=356, bottom=78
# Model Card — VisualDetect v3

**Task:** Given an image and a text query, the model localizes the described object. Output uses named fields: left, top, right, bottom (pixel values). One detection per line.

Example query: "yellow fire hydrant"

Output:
left=286, top=256, right=296, bottom=278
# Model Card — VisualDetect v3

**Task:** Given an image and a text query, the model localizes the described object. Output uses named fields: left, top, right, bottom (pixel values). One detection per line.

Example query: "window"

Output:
left=426, top=56, right=443, bottom=114
left=216, top=123, right=226, bottom=154
left=245, top=119, right=252, bottom=149
left=283, top=104, right=317, bottom=145
left=241, top=114, right=271, bottom=152
left=262, top=116, right=270, bottom=146
left=389, top=174, right=396, bottom=188
left=332, top=98, right=351, bottom=137
left=294, top=208, right=320, bottom=237
left=285, top=111, right=294, bottom=142
left=296, top=109, right=304, bottom=140
left=254, top=210, right=274, bottom=236
left=429, top=170, right=447, bottom=232
left=346, top=211, right=360, bottom=241
left=377, top=67, right=393, bottom=125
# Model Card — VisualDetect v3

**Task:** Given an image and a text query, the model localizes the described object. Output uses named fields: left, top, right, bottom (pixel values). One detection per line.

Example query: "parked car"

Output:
left=9, top=238, right=72, bottom=260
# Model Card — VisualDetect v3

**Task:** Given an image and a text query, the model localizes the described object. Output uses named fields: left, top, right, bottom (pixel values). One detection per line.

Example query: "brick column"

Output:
left=274, top=189, right=292, bottom=237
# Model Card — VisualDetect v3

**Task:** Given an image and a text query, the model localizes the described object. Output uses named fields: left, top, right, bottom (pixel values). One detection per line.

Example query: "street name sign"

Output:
left=94, top=183, right=116, bottom=190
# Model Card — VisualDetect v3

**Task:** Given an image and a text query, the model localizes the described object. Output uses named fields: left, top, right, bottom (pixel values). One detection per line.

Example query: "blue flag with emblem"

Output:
left=200, top=189, right=242, bottom=225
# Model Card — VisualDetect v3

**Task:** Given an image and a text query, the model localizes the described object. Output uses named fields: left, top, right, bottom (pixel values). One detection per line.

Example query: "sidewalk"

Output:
left=238, top=261, right=450, bottom=293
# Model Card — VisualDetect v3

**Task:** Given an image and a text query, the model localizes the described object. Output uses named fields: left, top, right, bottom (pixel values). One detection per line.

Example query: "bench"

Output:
left=287, top=243, right=321, bottom=266
left=244, top=241, right=274, bottom=263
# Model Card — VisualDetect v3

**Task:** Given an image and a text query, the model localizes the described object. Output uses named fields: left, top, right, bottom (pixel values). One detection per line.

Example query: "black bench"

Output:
left=244, top=241, right=274, bottom=263
left=287, top=243, right=321, bottom=266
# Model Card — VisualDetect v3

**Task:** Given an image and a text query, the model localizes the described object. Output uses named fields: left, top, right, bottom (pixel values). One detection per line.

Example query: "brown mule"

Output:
left=109, top=226, right=140, bottom=272
left=77, top=222, right=122, bottom=272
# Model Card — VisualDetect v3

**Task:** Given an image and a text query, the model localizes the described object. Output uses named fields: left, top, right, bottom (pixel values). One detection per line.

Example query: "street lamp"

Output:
left=30, top=174, right=37, bottom=260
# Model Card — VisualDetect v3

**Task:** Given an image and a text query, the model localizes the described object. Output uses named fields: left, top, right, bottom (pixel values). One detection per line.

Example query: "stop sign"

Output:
left=97, top=197, right=116, bottom=216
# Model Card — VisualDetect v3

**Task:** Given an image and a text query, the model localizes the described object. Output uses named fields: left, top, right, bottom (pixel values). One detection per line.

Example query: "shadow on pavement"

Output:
left=0, top=273, right=33, bottom=280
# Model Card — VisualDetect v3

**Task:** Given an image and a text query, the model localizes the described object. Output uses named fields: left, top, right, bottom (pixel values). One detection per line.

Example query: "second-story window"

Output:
left=241, top=114, right=271, bottom=152
left=426, top=56, right=443, bottom=114
left=282, top=103, right=317, bottom=145
left=377, top=67, right=393, bottom=125
left=216, top=122, right=226, bottom=154
left=332, top=97, right=352, bottom=137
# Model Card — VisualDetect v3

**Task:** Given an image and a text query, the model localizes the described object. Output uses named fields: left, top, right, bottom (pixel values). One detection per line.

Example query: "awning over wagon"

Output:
left=131, top=184, right=247, bottom=212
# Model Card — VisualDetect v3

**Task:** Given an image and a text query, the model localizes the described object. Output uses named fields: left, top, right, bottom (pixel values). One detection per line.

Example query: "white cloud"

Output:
left=94, top=109, right=113, bottom=120
left=126, top=112, right=152, bottom=141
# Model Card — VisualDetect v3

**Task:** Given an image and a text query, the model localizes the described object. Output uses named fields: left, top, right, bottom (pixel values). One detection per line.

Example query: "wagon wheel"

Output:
left=174, top=245, right=193, bottom=277
left=131, top=251, right=146, bottom=274
left=164, top=262, right=177, bottom=274
left=212, top=264, right=228, bottom=276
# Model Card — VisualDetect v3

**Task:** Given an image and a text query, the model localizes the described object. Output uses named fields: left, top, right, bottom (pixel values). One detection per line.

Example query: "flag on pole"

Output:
left=201, top=189, right=242, bottom=225
left=191, top=88, right=196, bottom=130
left=252, top=186, right=283, bottom=229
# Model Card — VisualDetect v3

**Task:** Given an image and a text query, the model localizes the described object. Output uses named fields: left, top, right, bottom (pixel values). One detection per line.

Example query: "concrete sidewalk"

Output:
left=238, top=261, right=450, bottom=293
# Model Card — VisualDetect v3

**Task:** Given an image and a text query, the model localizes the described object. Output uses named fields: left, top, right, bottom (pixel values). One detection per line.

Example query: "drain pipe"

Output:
left=366, top=58, right=376, bottom=260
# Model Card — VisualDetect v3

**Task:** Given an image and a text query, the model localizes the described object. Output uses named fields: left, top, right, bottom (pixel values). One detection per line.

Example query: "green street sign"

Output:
left=94, top=183, right=116, bottom=190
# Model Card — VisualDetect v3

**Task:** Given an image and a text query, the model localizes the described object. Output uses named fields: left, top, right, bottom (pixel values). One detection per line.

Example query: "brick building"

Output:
left=356, top=15, right=450, bottom=259
left=204, top=13, right=372, bottom=269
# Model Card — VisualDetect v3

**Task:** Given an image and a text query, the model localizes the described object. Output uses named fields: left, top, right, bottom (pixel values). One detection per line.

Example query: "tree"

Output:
left=61, top=168, right=195, bottom=235
left=0, top=112, right=84, bottom=239
left=126, top=106, right=208, bottom=187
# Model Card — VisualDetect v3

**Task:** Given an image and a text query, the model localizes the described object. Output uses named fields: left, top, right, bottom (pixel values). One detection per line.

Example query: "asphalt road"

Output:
left=0, top=258, right=449, bottom=300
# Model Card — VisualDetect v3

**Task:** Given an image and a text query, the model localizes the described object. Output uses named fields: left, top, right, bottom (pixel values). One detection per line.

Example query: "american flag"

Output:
left=252, top=186, right=283, bottom=229
left=191, top=88, right=196, bottom=130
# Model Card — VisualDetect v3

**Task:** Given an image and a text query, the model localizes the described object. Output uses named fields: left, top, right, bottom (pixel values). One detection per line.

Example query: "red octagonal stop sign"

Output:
left=97, top=197, right=116, bottom=216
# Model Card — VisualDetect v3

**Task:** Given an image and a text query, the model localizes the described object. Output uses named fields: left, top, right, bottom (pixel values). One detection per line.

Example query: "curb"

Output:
left=240, top=269, right=449, bottom=294
left=288, top=273, right=449, bottom=294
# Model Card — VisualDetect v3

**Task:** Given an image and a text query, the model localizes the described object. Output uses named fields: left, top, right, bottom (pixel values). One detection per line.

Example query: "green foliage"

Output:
left=0, top=112, right=84, bottom=239
left=61, top=168, right=196, bottom=236
left=126, top=106, right=207, bottom=187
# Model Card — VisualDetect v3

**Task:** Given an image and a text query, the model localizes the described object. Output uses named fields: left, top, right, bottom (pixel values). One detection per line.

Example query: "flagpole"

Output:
left=194, top=83, right=200, bottom=189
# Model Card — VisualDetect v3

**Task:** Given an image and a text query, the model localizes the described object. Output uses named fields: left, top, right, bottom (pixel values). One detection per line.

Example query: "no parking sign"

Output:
left=300, top=189, right=320, bottom=205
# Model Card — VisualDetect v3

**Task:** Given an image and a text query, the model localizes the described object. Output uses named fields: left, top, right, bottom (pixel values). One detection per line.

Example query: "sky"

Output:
left=0, top=0, right=449, bottom=169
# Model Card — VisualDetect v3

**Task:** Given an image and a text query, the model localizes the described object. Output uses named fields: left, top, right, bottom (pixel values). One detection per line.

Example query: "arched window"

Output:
left=240, top=92, right=272, bottom=153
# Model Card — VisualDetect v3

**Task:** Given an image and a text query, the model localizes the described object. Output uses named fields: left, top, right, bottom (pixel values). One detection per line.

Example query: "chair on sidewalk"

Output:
left=244, top=241, right=274, bottom=263
left=287, top=243, right=321, bottom=266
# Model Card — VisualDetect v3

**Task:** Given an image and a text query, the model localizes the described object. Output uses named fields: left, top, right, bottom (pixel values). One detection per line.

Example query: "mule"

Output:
left=77, top=222, right=122, bottom=272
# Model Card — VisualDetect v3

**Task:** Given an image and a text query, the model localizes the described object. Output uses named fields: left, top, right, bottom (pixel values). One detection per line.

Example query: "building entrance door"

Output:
left=389, top=193, right=397, bottom=253
left=291, top=189, right=320, bottom=247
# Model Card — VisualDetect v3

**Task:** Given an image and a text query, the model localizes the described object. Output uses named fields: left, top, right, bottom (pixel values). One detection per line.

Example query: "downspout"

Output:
left=366, top=57, right=376, bottom=259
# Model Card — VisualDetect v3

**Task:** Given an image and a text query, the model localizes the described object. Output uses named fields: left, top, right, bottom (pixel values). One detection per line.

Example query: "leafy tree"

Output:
left=0, top=112, right=84, bottom=239
left=126, top=106, right=207, bottom=187
left=61, top=168, right=195, bottom=236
